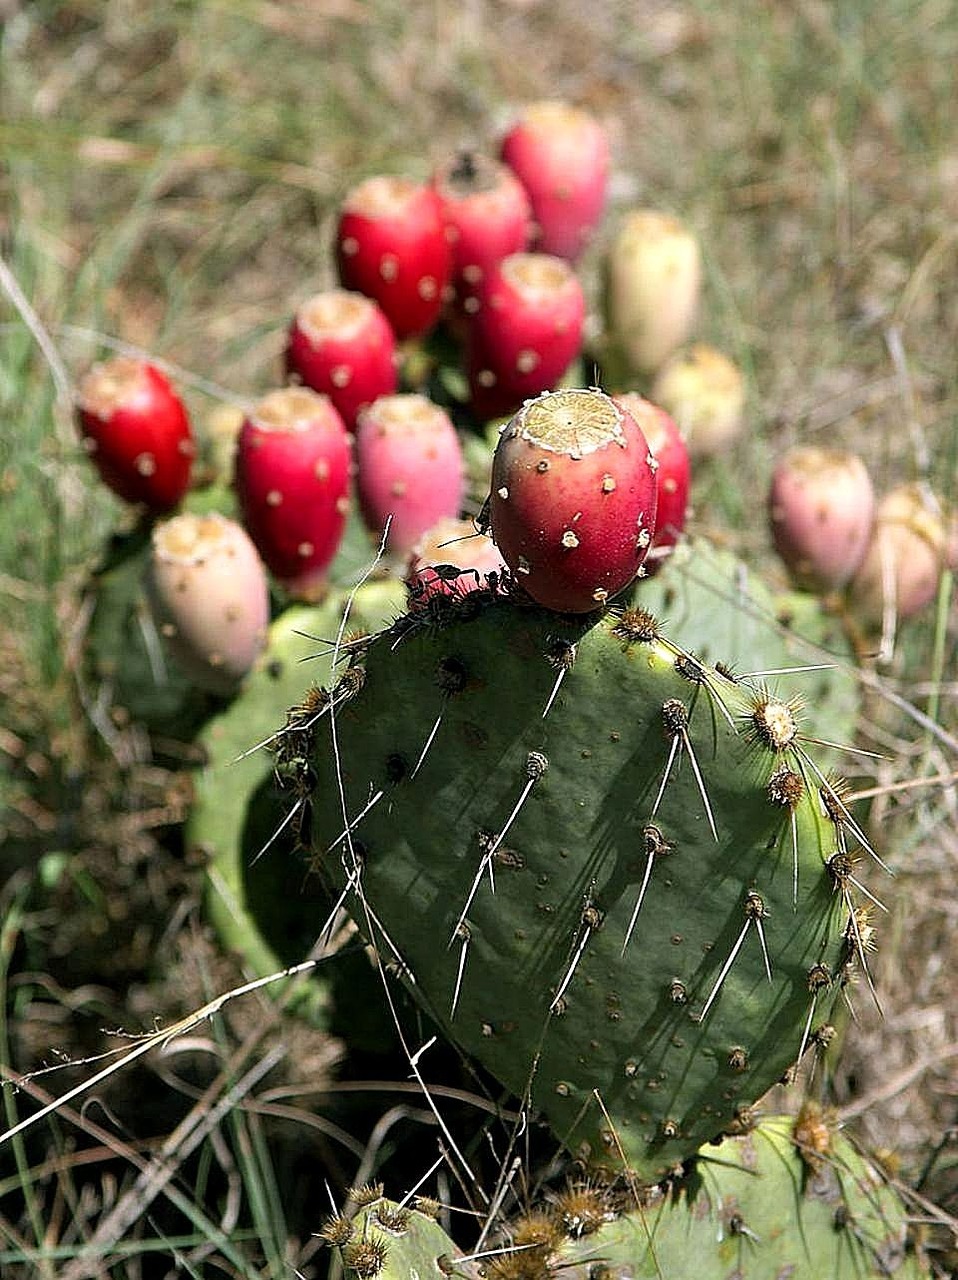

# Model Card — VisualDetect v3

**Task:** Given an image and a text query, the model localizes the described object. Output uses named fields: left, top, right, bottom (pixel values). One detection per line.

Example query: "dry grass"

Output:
left=1, top=0, right=956, bottom=1274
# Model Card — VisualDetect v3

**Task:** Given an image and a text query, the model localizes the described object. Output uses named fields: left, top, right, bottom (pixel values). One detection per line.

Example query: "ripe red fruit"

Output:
left=467, top=253, right=585, bottom=422
left=354, top=394, right=465, bottom=555
left=235, top=387, right=351, bottom=600
left=614, top=393, right=689, bottom=563
left=336, top=176, right=452, bottom=339
left=769, top=447, right=875, bottom=592
left=489, top=387, right=658, bottom=613
left=406, top=516, right=506, bottom=609
left=500, top=102, right=609, bottom=262
left=433, top=152, right=532, bottom=317
left=285, top=290, right=397, bottom=430
left=76, top=357, right=195, bottom=511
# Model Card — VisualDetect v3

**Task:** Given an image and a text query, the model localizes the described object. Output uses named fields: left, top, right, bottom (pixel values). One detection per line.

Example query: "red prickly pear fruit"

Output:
left=406, top=515, right=506, bottom=608
left=467, top=253, right=585, bottom=422
left=848, top=483, right=949, bottom=627
left=146, top=512, right=269, bottom=696
left=768, top=447, right=875, bottom=592
left=285, top=290, right=398, bottom=430
left=651, top=345, right=745, bottom=458
left=614, top=393, right=690, bottom=564
left=500, top=101, right=609, bottom=262
left=235, top=387, right=351, bottom=601
left=433, top=152, right=532, bottom=317
left=76, top=357, right=195, bottom=511
left=603, top=210, right=701, bottom=376
left=335, top=176, right=452, bottom=339
left=489, top=387, right=658, bottom=613
left=354, top=394, right=465, bottom=555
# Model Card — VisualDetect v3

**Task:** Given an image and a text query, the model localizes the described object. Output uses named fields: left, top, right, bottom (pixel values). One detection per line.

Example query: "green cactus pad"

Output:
left=305, top=573, right=877, bottom=1180
left=191, top=580, right=404, bottom=1019
left=329, top=1193, right=479, bottom=1280
left=552, top=1114, right=926, bottom=1279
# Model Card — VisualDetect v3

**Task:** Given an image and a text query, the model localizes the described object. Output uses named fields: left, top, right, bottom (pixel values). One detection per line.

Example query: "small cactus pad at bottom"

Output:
left=305, top=574, right=879, bottom=1180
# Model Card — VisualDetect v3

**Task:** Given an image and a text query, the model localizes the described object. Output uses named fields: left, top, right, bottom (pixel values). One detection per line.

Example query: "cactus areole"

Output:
left=489, top=389, right=657, bottom=612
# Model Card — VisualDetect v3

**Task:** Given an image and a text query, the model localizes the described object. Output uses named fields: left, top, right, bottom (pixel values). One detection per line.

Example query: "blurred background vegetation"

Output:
left=0, top=0, right=956, bottom=1275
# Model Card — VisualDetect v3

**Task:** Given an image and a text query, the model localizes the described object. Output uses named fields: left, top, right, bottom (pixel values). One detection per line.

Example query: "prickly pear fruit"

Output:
left=354, top=394, right=465, bottom=555
left=336, top=176, right=452, bottom=339
left=489, top=388, right=657, bottom=612
left=285, top=290, right=398, bottom=430
left=500, top=101, right=609, bottom=262
left=614, top=393, right=689, bottom=560
left=467, top=254, right=585, bottom=422
left=76, top=356, right=195, bottom=510
left=848, top=483, right=949, bottom=628
left=769, top=447, right=875, bottom=592
left=235, top=387, right=351, bottom=600
left=406, top=516, right=506, bottom=607
left=651, top=345, right=745, bottom=458
left=602, top=211, right=701, bottom=377
left=433, top=151, right=532, bottom=317
left=145, top=512, right=269, bottom=696
left=550, top=1114, right=926, bottom=1277
left=304, top=542, right=870, bottom=1180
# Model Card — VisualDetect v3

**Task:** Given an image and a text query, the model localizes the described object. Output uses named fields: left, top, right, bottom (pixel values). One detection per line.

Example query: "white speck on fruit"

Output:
left=380, top=253, right=399, bottom=282
left=135, top=452, right=156, bottom=476
left=463, top=264, right=483, bottom=285
left=418, top=276, right=438, bottom=300
left=298, top=541, right=314, bottom=558
left=637, top=528, right=651, bottom=549
left=266, top=490, right=283, bottom=507
left=537, top=460, right=550, bottom=472
left=331, top=365, right=352, bottom=388
left=516, top=349, right=540, bottom=374
left=336, top=495, right=350, bottom=514
left=443, top=284, right=457, bottom=304
left=478, top=370, right=496, bottom=387
left=161, top=622, right=176, bottom=638
left=664, top=477, right=677, bottom=493
left=444, top=224, right=460, bottom=243
left=592, top=587, right=609, bottom=603
left=464, top=296, right=480, bottom=314
left=341, top=236, right=359, bottom=256
left=562, top=530, right=579, bottom=549
left=601, top=474, right=616, bottom=493
left=497, top=486, right=509, bottom=499
left=391, top=480, right=407, bottom=497
left=517, top=556, right=531, bottom=575
left=315, top=459, right=330, bottom=480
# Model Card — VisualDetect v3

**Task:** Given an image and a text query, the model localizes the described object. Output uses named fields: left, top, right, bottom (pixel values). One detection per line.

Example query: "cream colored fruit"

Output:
left=848, top=483, right=949, bottom=628
left=652, top=345, right=745, bottom=458
left=603, top=210, right=701, bottom=376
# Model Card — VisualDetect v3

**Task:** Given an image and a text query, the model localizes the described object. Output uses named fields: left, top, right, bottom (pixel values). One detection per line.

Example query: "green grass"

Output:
left=1, top=0, right=956, bottom=1274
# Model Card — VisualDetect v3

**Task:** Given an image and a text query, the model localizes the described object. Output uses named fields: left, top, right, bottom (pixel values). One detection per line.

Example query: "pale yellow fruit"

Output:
left=652, top=345, right=745, bottom=458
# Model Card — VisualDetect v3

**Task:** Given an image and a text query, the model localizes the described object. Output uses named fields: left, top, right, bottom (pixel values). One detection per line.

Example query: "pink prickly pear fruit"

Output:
left=335, top=176, right=452, bottom=340
left=285, top=290, right=398, bottom=430
left=433, top=152, right=532, bottom=317
left=500, top=101, right=609, bottom=262
left=489, top=387, right=658, bottom=613
left=603, top=210, right=701, bottom=376
left=614, top=393, right=690, bottom=563
left=235, top=387, right=351, bottom=601
left=354, top=394, right=465, bottom=555
left=768, top=447, right=875, bottom=592
left=848, top=483, right=949, bottom=626
left=406, top=515, right=506, bottom=608
left=467, top=253, right=585, bottom=422
left=76, top=357, right=195, bottom=511
left=651, top=345, right=745, bottom=458
left=146, top=512, right=269, bottom=696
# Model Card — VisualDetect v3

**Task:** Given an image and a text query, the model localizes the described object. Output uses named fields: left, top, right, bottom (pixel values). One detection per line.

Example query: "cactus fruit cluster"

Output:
left=328, top=1111, right=926, bottom=1280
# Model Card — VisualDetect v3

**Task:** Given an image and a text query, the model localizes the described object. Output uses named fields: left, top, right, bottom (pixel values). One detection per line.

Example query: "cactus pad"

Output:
left=305, top=556, right=876, bottom=1180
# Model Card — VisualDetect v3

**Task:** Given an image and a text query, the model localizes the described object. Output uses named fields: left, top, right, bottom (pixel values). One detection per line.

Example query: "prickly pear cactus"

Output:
left=190, top=579, right=404, bottom=1016
left=324, top=1190, right=479, bottom=1280
left=304, top=552, right=879, bottom=1181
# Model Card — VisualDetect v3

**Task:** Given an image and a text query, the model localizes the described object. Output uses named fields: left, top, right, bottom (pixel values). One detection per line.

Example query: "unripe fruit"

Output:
left=146, top=512, right=269, bottom=695
left=651, top=345, right=745, bottom=458
left=603, top=210, right=701, bottom=376
left=433, top=152, right=532, bottom=317
left=235, top=387, right=351, bottom=600
left=285, top=290, right=397, bottom=430
left=76, top=357, right=195, bottom=510
left=500, top=102, right=609, bottom=262
left=490, top=387, right=658, bottom=612
left=467, top=253, right=585, bottom=422
left=769, top=447, right=875, bottom=591
left=406, top=516, right=506, bottom=607
left=614, top=393, right=690, bottom=560
left=354, top=394, right=465, bottom=555
left=848, top=483, right=949, bottom=626
left=336, top=176, right=452, bottom=339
